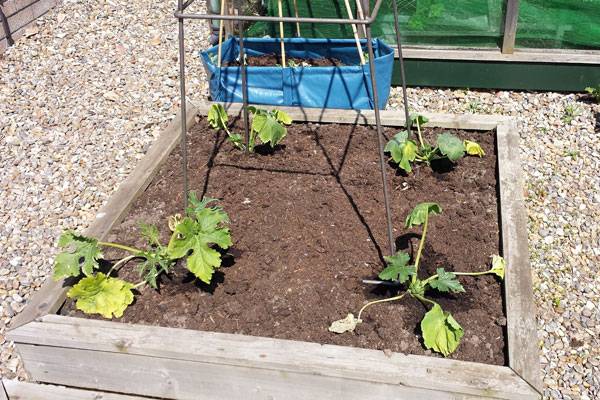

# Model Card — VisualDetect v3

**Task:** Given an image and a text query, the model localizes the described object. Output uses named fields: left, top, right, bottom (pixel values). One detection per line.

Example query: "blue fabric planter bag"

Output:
left=200, top=37, right=394, bottom=110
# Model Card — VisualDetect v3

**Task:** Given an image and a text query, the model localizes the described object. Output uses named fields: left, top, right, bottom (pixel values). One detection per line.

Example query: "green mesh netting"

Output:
left=245, top=0, right=600, bottom=49
left=516, top=0, right=600, bottom=49
left=247, top=0, right=505, bottom=47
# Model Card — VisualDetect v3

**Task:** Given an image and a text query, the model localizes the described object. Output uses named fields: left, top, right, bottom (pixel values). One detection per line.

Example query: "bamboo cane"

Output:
left=292, top=0, right=301, bottom=37
left=355, top=0, right=367, bottom=37
left=217, top=0, right=226, bottom=67
left=277, top=0, right=286, bottom=66
left=344, top=0, right=365, bottom=65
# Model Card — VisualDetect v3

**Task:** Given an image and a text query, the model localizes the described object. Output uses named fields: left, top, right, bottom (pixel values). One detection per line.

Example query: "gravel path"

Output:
left=1, top=1, right=599, bottom=398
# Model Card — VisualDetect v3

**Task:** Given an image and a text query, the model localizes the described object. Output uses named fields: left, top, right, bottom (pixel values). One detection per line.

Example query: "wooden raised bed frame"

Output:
left=8, top=102, right=541, bottom=400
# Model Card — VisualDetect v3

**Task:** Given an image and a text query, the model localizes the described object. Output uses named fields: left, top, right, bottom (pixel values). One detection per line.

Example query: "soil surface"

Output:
left=224, top=54, right=345, bottom=67
left=62, top=119, right=506, bottom=365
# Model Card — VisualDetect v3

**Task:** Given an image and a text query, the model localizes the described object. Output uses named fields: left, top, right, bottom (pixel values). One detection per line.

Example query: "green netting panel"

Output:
left=516, top=0, right=600, bottom=49
left=246, top=0, right=506, bottom=47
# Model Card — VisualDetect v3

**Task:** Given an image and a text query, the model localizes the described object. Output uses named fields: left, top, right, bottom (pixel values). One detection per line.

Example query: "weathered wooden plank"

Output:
left=5, top=3, right=34, bottom=33
left=15, top=344, right=460, bottom=400
left=398, top=46, right=600, bottom=65
left=0, top=379, right=8, bottom=400
left=2, top=379, right=149, bottom=400
left=196, top=102, right=508, bottom=130
left=10, top=316, right=539, bottom=399
left=9, top=102, right=199, bottom=329
left=1, top=0, right=39, bottom=18
left=501, top=0, right=520, bottom=54
left=496, top=121, right=541, bottom=392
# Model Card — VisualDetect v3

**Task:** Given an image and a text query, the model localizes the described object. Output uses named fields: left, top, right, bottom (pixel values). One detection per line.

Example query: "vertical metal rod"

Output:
left=178, top=12, right=189, bottom=210
left=236, top=10, right=251, bottom=153
left=391, top=0, right=411, bottom=130
left=363, top=0, right=395, bottom=256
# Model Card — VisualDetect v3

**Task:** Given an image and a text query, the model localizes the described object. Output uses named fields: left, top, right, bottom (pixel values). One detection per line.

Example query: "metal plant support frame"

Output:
left=174, top=0, right=411, bottom=256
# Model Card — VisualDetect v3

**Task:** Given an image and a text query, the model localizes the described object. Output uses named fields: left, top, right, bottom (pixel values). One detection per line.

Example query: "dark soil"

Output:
left=62, top=119, right=506, bottom=365
left=224, top=54, right=345, bottom=67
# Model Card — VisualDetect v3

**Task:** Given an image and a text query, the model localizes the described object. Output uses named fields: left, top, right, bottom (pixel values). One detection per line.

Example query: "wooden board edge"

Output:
left=10, top=316, right=539, bottom=400
left=496, top=120, right=542, bottom=395
left=196, top=102, right=509, bottom=131
left=0, top=379, right=7, bottom=400
left=396, top=47, right=600, bottom=65
left=2, top=379, right=151, bottom=400
left=9, top=101, right=199, bottom=330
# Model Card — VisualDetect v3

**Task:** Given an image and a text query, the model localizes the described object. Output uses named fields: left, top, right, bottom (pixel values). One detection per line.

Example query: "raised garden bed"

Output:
left=8, top=103, right=541, bottom=399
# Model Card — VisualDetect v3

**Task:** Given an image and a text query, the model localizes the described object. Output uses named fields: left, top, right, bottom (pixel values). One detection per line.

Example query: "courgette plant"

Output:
left=329, top=202, right=505, bottom=357
left=52, top=192, right=232, bottom=318
left=585, top=85, right=600, bottom=103
left=385, top=114, right=485, bottom=173
left=208, top=103, right=292, bottom=152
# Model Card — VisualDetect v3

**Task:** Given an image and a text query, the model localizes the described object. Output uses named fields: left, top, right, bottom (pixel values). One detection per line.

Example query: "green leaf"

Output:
left=227, top=133, right=245, bottom=150
left=464, top=140, right=485, bottom=157
left=137, top=250, right=173, bottom=289
left=53, top=231, right=103, bottom=280
left=67, top=273, right=134, bottom=319
left=489, top=255, right=506, bottom=280
left=252, top=113, right=287, bottom=148
left=139, top=222, right=160, bottom=247
left=207, top=104, right=228, bottom=130
left=428, top=268, right=464, bottom=293
left=410, top=114, right=428, bottom=128
left=185, top=192, right=221, bottom=220
left=385, top=131, right=418, bottom=173
left=405, top=202, right=442, bottom=228
left=379, top=251, right=415, bottom=283
left=273, top=109, right=292, bottom=125
left=421, top=303, right=464, bottom=356
left=437, top=132, right=465, bottom=162
left=167, top=199, right=232, bottom=284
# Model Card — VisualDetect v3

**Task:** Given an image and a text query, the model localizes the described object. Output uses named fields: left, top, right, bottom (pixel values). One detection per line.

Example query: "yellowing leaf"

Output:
left=421, top=303, right=463, bottom=356
left=464, top=140, right=485, bottom=157
left=385, top=131, right=417, bottom=173
left=67, top=273, right=134, bottom=319
left=489, top=255, right=506, bottom=279
left=328, top=313, right=361, bottom=333
left=208, top=104, right=228, bottom=130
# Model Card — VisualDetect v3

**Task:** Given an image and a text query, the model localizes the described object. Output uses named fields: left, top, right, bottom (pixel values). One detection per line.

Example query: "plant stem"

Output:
left=413, top=293, right=437, bottom=308
left=98, top=241, right=143, bottom=254
left=416, top=119, right=425, bottom=149
left=357, top=292, right=407, bottom=321
left=107, top=255, right=137, bottom=276
left=412, top=214, right=429, bottom=284
left=132, top=281, right=146, bottom=289
left=453, top=270, right=494, bottom=277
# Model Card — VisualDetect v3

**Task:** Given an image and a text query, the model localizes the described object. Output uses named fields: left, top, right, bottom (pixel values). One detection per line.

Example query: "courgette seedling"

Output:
left=585, top=85, right=600, bottom=103
left=207, top=103, right=292, bottom=152
left=385, top=114, right=485, bottom=173
left=329, top=202, right=505, bottom=357
left=52, top=192, right=232, bottom=319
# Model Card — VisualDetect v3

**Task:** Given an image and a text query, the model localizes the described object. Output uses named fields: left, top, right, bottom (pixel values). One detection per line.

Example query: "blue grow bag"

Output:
left=200, top=37, right=394, bottom=110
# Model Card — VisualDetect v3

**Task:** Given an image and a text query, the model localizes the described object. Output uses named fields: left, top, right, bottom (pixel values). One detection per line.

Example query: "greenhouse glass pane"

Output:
left=246, top=0, right=506, bottom=47
left=516, top=0, right=600, bottom=49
